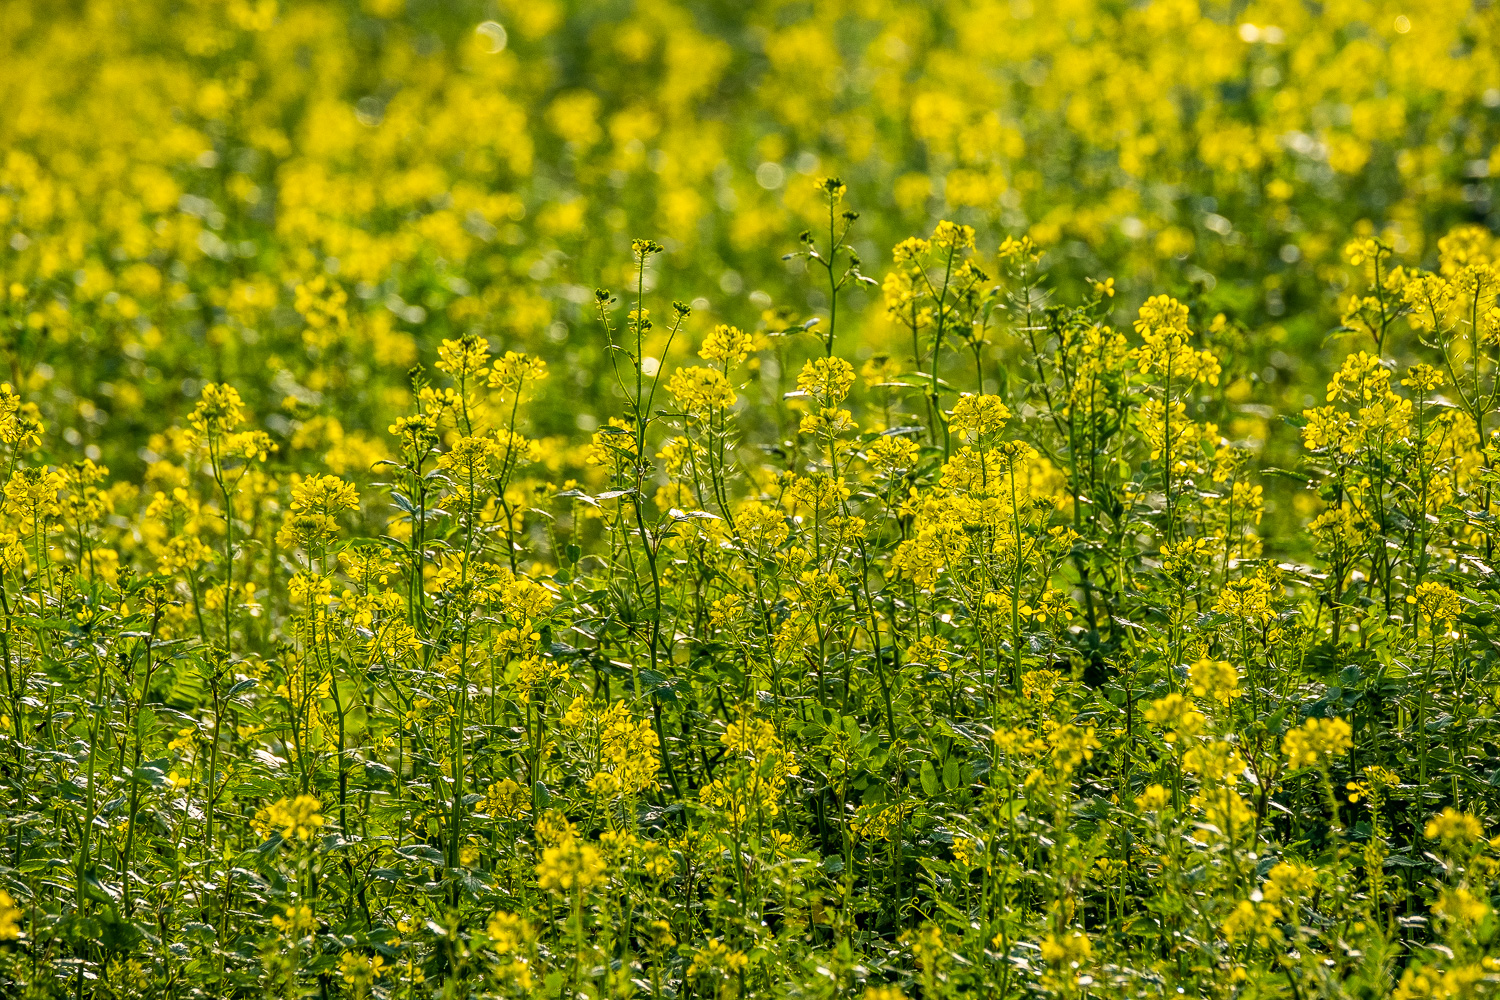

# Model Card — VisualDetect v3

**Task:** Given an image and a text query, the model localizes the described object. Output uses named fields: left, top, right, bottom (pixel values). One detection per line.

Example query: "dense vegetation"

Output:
left=1, top=1, right=1500, bottom=997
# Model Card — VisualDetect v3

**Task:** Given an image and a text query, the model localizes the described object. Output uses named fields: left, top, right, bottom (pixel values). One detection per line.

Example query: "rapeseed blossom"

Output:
left=0, top=3, right=1495, bottom=995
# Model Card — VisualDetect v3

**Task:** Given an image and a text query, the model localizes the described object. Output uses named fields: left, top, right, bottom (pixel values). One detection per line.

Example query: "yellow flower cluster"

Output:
left=1282, top=717, right=1353, bottom=769
left=255, top=795, right=326, bottom=842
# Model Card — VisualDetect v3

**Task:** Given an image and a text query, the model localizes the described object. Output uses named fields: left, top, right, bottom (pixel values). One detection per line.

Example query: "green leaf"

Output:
left=394, top=844, right=445, bottom=866
left=920, top=760, right=939, bottom=797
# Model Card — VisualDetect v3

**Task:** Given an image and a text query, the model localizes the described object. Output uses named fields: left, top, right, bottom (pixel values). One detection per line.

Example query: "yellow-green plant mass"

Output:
left=2, top=0, right=1500, bottom=996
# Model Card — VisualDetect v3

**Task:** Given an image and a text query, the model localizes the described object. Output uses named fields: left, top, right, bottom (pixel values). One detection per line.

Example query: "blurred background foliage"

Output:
left=2, top=0, right=1498, bottom=525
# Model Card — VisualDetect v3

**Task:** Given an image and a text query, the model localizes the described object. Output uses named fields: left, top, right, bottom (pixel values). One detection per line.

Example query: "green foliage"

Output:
left=2, top=1, right=1500, bottom=998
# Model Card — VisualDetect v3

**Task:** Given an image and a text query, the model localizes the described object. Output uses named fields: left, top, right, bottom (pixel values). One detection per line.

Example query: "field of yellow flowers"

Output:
left=2, top=0, right=1500, bottom=997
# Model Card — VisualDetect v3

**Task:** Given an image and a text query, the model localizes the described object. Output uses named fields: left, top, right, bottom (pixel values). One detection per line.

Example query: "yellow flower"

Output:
left=0, top=890, right=21, bottom=940
left=1039, top=930, right=1092, bottom=966
left=188, top=382, right=246, bottom=435
left=338, top=952, right=386, bottom=991
left=389, top=413, right=439, bottom=451
left=287, top=572, right=333, bottom=608
left=1159, top=536, right=1218, bottom=578
left=487, top=350, right=549, bottom=395
left=0, top=383, right=44, bottom=448
left=4, top=466, right=65, bottom=520
left=1408, top=582, right=1461, bottom=635
left=1182, top=739, right=1247, bottom=784
left=293, top=275, right=348, bottom=340
left=157, top=534, right=213, bottom=576
left=687, top=938, right=750, bottom=978
left=479, top=778, right=530, bottom=820
left=1433, top=887, right=1490, bottom=927
left=949, top=393, right=1011, bottom=438
left=1222, top=899, right=1282, bottom=946
left=1425, top=807, right=1484, bottom=850
left=930, top=218, right=975, bottom=250
left=861, top=353, right=903, bottom=390
left=280, top=474, right=359, bottom=546
left=700, top=716, right=798, bottom=821
left=1325, top=351, right=1392, bottom=404
left=892, top=236, right=931, bottom=263
left=271, top=904, right=318, bottom=937
left=1402, top=273, right=1456, bottom=333
left=1261, top=861, right=1316, bottom=904
left=1344, top=237, right=1383, bottom=267
left=905, top=634, right=951, bottom=671
left=1188, top=657, right=1240, bottom=705
left=434, top=336, right=490, bottom=382
left=290, top=474, right=359, bottom=515
left=1050, top=723, right=1099, bottom=773
left=535, top=837, right=606, bottom=893
left=485, top=911, right=534, bottom=953
left=1132, top=295, right=1221, bottom=385
left=1394, top=963, right=1487, bottom=1000
left=998, top=235, right=1041, bottom=264
left=1402, top=363, right=1445, bottom=391
left=587, top=701, right=661, bottom=798
left=797, top=356, right=856, bottom=404
left=667, top=365, right=737, bottom=413
left=735, top=500, right=790, bottom=550
left=1142, top=693, right=1205, bottom=744
left=699, top=324, right=754, bottom=366
left=255, top=795, right=326, bottom=841
left=631, top=238, right=664, bottom=260
left=1136, top=784, right=1171, bottom=812
left=903, top=922, right=946, bottom=972
left=710, top=593, right=745, bottom=629
left=1282, top=717, right=1353, bottom=769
